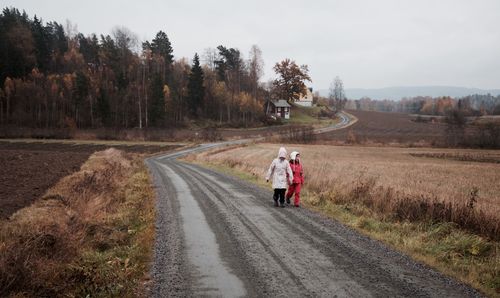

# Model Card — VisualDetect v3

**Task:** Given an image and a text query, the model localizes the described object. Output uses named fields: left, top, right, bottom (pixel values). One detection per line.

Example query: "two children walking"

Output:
left=266, top=147, right=304, bottom=208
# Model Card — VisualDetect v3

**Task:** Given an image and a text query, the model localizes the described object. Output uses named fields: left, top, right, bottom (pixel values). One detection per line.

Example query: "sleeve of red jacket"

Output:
left=286, top=162, right=293, bottom=185
left=300, top=164, right=304, bottom=184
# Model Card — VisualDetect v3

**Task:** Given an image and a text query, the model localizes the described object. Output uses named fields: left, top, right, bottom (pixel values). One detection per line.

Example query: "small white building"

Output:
left=295, top=87, right=314, bottom=107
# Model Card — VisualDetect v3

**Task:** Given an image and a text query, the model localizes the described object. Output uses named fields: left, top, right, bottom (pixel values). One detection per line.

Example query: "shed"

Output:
left=266, top=99, right=291, bottom=119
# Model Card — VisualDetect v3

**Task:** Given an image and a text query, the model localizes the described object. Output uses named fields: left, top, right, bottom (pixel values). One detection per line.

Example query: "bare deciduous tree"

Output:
left=329, top=76, right=346, bottom=113
left=248, top=45, right=264, bottom=101
left=112, top=26, right=138, bottom=53
left=202, top=47, right=219, bottom=71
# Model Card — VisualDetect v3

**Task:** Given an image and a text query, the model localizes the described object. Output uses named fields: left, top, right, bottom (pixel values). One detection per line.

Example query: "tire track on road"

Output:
left=146, top=120, right=482, bottom=297
left=167, top=160, right=308, bottom=296
left=176, top=162, right=415, bottom=297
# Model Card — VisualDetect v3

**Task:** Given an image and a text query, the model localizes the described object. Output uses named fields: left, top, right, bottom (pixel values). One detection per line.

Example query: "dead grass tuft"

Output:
left=0, top=148, right=155, bottom=297
left=346, top=129, right=358, bottom=144
left=409, top=152, right=500, bottom=163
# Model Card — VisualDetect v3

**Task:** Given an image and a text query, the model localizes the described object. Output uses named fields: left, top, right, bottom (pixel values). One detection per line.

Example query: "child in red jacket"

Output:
left=286, top=151, right=304, bottom=207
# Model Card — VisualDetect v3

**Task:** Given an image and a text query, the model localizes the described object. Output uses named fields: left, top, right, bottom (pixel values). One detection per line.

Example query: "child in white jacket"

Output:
left=266, top=147, right=293, bottom=207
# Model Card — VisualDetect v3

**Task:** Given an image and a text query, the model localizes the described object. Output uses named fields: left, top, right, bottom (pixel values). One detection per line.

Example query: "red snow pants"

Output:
left=286, top=183, right=302, bottom=206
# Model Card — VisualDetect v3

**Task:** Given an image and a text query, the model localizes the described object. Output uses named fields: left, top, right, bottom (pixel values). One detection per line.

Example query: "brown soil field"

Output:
left=0, top=123, right=305, bottom=142
left=0, top=140, right=179, bottom=219
left=321, top=110, right=447, bottom=144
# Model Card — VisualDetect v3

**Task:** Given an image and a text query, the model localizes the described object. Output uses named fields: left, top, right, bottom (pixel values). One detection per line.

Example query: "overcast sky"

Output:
left=2, top=0, right=500, bottom=90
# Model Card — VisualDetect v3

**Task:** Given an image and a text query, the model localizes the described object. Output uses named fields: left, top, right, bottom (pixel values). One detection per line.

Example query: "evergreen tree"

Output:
left=100, top=35, right=120, bottom=74
left=149, top=74, right=165, bottom=126
left=51, top=21, right=68, bottom=54
left=77, top=33, right=98, bottom=64
left=31, top=15, right=51, bottom=71
left=215, top=45, right=242, bottom=83
left=75, top=71, right=89, bottom=126
left=142, top=40, right=152, bottom=52
left=187, top=53, right=205, bottom=117
left=151, top=31, right=174, bottom=65
left=97, top=90, right=111, bottom=126
left=0, top=8, right=36, bottom=85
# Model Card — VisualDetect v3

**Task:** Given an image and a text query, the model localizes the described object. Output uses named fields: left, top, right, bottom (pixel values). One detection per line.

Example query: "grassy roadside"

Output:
left=286, top=105, right=339, bottom=126
left=0, top=149, right=155, bottom=297
left=185, top=155, right=500, bottom=298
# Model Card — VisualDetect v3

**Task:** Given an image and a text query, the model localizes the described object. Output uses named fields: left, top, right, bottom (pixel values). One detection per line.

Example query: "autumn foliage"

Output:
left=0, top=7, right=268, bottom=130
left=272, top=59, right=311, bottom=104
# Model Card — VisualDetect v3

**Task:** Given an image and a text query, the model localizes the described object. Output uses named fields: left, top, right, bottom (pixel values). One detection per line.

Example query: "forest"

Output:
left=0, top=7, right=271, bottom=130
left=346, top=94, right=500, bottom=116
left=3, top=7, right=497, bottom=133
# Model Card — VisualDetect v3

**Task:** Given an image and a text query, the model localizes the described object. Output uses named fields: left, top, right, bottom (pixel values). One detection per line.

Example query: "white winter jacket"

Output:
left=266, top=147, right=293, bottom=189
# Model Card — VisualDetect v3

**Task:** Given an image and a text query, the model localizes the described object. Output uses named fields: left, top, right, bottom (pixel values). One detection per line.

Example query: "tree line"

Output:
left=341, top=94, right=500, bottom=148
left=0, top=7, right=284, bottom=129
left=345, top=94, right=500, bottom=116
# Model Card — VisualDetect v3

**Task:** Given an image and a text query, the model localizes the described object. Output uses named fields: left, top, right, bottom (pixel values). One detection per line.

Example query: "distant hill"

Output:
left=318, top=86, right=500, bottom=100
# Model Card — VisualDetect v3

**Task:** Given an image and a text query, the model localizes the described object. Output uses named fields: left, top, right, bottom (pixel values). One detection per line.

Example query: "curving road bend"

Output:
left=314, top=111, right=358, bottom=134
left=146, top=140, right=481, bottom=297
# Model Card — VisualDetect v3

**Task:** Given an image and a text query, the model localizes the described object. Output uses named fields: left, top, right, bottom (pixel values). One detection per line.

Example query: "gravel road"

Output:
left=146, top=143, right=482, bottom=297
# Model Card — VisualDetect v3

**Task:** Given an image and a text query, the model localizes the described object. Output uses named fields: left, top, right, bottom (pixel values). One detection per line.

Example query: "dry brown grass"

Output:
left=197, top=144, right=500, bottom=239
left=409, top=152, right=500, bottom=163
left=473, top=116, right=500, bottom=125
left=0, top=148, right=155, bottom=297
left=192, top=143, right=500, bottom=295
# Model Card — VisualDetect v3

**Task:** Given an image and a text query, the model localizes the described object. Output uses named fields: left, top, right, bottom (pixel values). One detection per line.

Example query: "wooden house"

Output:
left=266, top=99, right=291, bottom=119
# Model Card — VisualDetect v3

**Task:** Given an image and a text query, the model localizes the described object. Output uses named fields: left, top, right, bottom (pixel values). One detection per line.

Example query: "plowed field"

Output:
left=0, top=141, right=179, bottom=219
left=321, top=110, right=446, bottom=144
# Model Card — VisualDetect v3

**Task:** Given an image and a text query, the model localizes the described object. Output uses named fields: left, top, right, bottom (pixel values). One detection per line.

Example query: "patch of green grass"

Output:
left=285, top=105, right=335, bottom=125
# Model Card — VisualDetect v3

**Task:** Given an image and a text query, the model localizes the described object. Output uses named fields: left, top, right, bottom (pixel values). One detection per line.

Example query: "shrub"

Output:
left=475, top=123, right=500, bottom=149
left=341, top=179, right=500, bottom=240
left=282, top=125, right=315, bottom=143
left=346, top=129, right=357, bottom=144
left=261, top=115, right=283, bottom=126
left=318, top=108, right=336, bottom=118
left=201, top=126, right=222, bottom=141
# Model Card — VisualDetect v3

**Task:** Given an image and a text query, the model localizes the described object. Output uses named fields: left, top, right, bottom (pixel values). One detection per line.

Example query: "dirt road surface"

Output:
left=146, top=144, right=481, bottom=297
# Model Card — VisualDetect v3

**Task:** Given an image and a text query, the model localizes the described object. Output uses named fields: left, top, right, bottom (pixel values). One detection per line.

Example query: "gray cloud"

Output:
left=2, top=0, right=499, bottom=89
